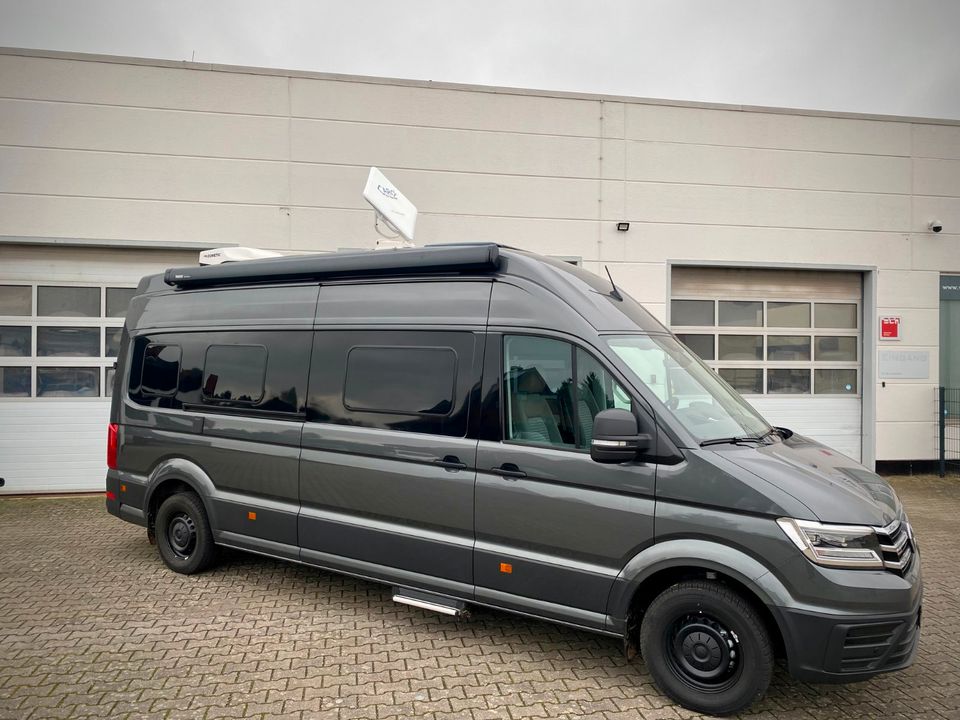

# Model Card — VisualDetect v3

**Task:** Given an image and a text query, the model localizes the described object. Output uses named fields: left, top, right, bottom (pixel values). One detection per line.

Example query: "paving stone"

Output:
left=0, top=475, right=955, bottom=719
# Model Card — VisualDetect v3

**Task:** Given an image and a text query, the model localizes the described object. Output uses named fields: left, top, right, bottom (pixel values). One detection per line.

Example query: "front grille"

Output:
left=875, top=519, right=914, bottom=574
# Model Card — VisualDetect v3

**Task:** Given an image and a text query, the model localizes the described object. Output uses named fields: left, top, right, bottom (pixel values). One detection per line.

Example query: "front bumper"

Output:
left=776, top=598, right=921, bottom=683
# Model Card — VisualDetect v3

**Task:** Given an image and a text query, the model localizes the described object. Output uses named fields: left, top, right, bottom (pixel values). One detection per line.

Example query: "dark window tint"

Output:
left=308, top=330, right=476, bottom=436
left=203, top=345, right=266, bottom=404
left=345, top=347, right=456, bottom=415
left=141, top=344, right=181, bottom=396
left=0, top=326, right=30, bottom=357
left=0, top=366, right=30, bottom=396
left=128, top=331, right=309, bottom=414
left=37, top=367, right=99, bottom=397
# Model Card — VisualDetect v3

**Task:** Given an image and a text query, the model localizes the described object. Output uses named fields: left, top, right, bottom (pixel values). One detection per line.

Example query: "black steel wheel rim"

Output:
left=167, top=511, right=197, bottom=559
left=664, top=612, right=742, bottom=692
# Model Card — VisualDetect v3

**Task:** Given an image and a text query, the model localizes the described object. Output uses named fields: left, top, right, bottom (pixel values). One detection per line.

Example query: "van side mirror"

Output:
left=590, top=408, right=651, bottom=464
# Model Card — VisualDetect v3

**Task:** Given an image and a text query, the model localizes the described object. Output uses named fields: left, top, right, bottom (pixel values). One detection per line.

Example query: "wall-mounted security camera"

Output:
left=929, top=220, right=943, bottom=233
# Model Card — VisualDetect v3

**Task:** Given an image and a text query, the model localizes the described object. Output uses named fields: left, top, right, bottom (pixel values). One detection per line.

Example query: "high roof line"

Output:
left=3, top=46, right=959, bottom=128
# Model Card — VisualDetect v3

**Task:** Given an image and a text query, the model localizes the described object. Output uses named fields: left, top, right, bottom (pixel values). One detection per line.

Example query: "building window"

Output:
left=0, top=283, right=134, bottom=400
left=671, top=297, right=859, bottom=396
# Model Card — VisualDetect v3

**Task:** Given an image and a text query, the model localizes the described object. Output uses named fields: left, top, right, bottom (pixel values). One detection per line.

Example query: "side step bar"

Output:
left=392, top=587, right=469, bottom=617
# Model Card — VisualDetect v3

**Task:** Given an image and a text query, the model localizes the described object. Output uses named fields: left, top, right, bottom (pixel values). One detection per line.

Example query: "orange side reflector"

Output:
left=247, top=511, right=257, bottom=521
left=499, top=562, right=513, bottom=574
left=120, top=484, right=126, bottom=492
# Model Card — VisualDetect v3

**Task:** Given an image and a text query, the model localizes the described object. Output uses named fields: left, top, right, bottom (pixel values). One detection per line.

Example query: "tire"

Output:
left=639, top=580, right=773, bottom=716
left=155, top=491, right=216, bottom=574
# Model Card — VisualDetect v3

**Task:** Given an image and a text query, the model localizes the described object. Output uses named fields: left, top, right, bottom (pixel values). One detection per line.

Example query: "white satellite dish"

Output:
left=362, top=167, right=417, bottom=243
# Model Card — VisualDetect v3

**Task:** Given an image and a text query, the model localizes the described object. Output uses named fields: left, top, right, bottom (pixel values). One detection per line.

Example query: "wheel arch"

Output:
left=607, top=540, right=791, bottom=661
left=143, top=458, right=218, bottom=538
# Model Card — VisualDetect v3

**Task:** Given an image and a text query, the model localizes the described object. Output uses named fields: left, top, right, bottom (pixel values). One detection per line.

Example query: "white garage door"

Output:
left=671, top=267, right=863, bottom=461
left=0, top=245, right=197, bottom=494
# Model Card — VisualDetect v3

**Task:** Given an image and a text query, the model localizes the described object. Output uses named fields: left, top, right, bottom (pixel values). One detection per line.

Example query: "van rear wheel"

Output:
left=156, top=491, right=216, bottom=574
left=639, top=580, right=772, bottom=716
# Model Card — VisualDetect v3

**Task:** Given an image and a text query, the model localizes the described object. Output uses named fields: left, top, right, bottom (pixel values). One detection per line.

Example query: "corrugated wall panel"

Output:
left=749, top=397, right=862, bottom=461
left=0, top=400, right=110, bottom=493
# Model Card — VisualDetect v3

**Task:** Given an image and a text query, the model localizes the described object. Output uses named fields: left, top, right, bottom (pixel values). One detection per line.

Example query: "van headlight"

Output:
left=776, top=518, right=884, bottom=569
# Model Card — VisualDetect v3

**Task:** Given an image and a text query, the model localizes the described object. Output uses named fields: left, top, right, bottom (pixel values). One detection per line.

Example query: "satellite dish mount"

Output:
left=363, top=167, right=418, bottom=248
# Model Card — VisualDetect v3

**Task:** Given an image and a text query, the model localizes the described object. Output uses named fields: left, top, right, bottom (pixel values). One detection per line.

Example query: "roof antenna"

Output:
left=605, top=265, right=624, bottom=301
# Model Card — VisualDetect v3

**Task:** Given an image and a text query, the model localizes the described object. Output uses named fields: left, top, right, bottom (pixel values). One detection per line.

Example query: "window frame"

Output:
left=670, top=296, right=861, bottom=397
left=500, top=332, right=635, bottom=454
left=0, top=282, right=134, bottom=400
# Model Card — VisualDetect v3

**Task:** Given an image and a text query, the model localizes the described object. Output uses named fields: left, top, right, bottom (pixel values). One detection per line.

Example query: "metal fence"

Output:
left=940, top=387, right=960, bottom=477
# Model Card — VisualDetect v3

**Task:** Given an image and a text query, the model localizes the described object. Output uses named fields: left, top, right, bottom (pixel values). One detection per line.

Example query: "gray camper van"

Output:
left=106, top=244, right=921, bottom=716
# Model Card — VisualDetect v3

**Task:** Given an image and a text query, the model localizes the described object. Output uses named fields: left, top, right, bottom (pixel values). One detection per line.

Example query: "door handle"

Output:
left=491, top=463, right=527, bottom=479
left=434, top=455, right=467, bottom=471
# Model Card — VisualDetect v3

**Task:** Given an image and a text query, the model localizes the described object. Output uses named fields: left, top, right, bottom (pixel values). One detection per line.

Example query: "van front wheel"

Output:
left=639, top=580, right=772, bottom=716
left=156, top=492, right=216, bottom=574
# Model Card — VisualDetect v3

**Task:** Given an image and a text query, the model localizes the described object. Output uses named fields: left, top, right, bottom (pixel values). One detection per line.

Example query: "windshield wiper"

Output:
left=699, top=435, right=765, bottom=448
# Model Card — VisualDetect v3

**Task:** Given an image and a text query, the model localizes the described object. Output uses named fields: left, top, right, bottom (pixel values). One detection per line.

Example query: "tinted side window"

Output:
left=202, top=345, right=266, bottom=404
left=141, top=344, right=180, bottom=396
left=128, top=331, right=309, bottom=414
left=308, top=330, right=477, bottom=436
left=503, top=335, right=631, bottom=450
left=504, top=336, right=575, bottom=448
left=575, top=347, right=631, bottom=446
left=344, top=346, right=456, bottom=415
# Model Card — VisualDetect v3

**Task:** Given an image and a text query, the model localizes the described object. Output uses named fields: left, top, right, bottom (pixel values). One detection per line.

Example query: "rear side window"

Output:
left=141, top=344, right=181, bottom=396
left=127, top=331, right=310, bottom=414
left=202, top=345, right=266, bottom=404
left=308, top=330, right=477, bottom=436
left=344, top=346, right=456, bottom=415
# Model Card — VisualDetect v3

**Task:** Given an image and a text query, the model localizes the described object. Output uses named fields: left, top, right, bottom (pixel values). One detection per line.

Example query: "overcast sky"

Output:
left=2, top=0, right=959, bottom=119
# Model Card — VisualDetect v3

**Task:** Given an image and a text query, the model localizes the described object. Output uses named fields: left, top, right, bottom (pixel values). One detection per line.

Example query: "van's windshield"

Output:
left=606, top=334, right=771, bottom=444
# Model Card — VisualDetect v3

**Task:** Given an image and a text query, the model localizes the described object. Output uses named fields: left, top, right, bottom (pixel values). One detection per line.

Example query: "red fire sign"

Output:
left=880, top=316, right=900, bottom=340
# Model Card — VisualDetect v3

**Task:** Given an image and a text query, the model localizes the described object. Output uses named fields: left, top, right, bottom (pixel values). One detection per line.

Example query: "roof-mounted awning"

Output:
left=163, top=243, right=500, bottom=289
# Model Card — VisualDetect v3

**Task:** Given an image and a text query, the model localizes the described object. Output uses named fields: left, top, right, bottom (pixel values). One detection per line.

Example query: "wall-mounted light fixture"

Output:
left=616, top=222, right=630, bottom=232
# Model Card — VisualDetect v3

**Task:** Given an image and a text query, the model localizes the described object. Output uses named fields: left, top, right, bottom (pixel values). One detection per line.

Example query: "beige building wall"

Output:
left=2, top=48, right=959, bottom=462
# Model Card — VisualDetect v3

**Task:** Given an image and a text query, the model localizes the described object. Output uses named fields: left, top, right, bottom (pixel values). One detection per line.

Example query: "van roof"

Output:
left=161, top=243, right=502, bottom=289
left=133, top=243, right=668, bottom=335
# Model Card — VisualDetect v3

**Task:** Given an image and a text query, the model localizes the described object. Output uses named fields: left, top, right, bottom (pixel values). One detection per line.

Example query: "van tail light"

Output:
left=107, top=423, right=118, bottom=470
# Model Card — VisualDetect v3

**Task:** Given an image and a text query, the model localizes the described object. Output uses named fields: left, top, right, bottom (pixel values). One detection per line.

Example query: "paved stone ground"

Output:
left=0, top=475, right=958, bottom=720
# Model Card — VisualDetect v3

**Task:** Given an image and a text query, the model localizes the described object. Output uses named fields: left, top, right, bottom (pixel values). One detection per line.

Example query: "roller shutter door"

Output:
left=671, top=266, right=863, bottom=461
